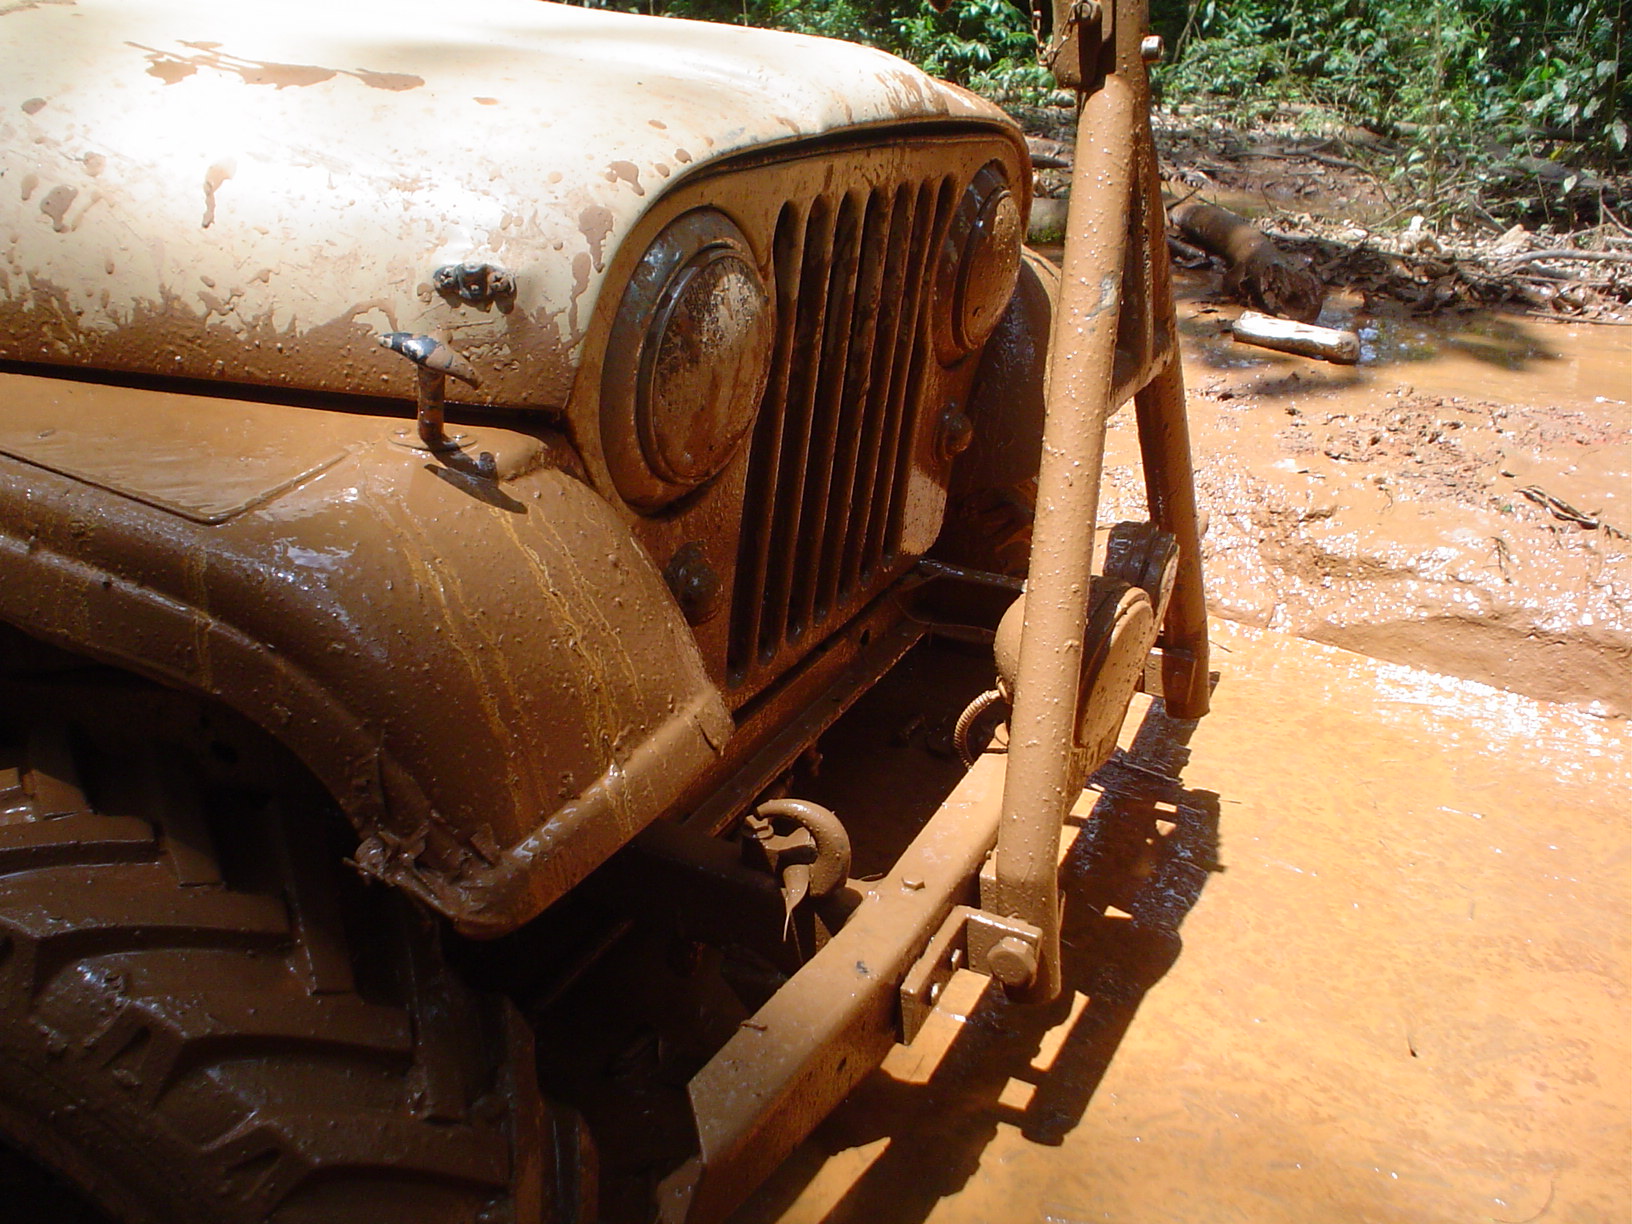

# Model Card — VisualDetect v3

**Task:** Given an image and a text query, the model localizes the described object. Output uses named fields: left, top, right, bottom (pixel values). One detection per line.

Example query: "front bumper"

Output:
left=656, top=751, right=1012, bottom=1224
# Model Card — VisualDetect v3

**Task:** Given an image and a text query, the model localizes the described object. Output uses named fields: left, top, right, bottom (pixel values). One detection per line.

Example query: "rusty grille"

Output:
left=728, top=176, right=955, bottom=687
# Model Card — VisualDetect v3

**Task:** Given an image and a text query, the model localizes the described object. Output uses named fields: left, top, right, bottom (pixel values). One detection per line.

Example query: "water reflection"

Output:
left=1164, top=267, right=1630, bottom=403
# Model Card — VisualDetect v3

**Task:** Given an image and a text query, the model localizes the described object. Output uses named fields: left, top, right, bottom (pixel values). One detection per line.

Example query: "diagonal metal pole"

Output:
left=992, top=69, right=1137, bottom=1003
left=1131, top=95, right=1212, bottom=719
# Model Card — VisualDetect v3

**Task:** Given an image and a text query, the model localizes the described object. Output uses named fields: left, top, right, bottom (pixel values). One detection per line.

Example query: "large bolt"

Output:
left=938, top=405, right=975, bottom=460
left=664, top=542, right=722, bottom=626
left=987, top=935, right=1039, bottom=989
left=1141, top=35, right=1164, bottom=63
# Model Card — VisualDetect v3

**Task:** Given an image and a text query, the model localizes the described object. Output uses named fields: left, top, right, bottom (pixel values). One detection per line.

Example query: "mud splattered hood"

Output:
left=0, top=0, right=1014, bottom=410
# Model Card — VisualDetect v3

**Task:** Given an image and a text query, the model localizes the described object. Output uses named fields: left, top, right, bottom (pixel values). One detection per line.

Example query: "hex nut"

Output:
left=987, top=935, right=1039, bottom=988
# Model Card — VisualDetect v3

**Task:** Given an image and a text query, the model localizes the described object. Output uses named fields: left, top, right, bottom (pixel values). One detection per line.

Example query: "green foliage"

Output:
left=890, top=0, right=1037, bottom=84
left=572, top=0, right=1629, bottom=213
left=1155, top=0, right=1629, bottom=162
left=572, top=0, right=1046, bottom=91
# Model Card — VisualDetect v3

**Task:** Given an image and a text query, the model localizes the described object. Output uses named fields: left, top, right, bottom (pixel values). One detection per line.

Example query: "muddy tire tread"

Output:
left=0, top=703, right=534, bottom=1224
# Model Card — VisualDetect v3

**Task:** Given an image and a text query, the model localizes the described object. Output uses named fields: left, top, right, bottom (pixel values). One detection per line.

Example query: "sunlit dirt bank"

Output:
left=735, top=622, right=1631, bottom=1224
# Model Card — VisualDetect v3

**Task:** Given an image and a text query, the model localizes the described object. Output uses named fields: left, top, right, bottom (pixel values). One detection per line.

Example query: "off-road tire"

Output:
left=0, top=668, right=550, bottom=1224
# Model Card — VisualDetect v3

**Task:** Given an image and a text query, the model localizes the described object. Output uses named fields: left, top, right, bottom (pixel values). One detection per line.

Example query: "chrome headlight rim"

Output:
left=601, top=209, right=774, bottom=512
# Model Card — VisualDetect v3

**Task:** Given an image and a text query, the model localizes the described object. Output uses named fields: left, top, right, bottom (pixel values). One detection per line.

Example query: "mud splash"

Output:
left=1100, top=270, right=1632, bottom=714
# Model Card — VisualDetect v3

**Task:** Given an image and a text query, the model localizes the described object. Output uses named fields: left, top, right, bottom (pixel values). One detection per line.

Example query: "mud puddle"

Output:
left=735, top=622, right=1632, bottom=1224
left=1186, top=274, right=1632, bottom=407
left=1098, top=269, right=1631, bottom=714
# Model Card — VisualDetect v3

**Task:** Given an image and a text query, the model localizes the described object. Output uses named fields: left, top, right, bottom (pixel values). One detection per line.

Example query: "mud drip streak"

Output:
left=502, top=508, right=643, bottom=755
left=376, top=491, right=544, bottom=819
left=185, top=547, right=213, bottom=694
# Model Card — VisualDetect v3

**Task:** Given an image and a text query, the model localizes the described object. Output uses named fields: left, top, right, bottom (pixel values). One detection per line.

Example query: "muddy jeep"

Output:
left=0, top=0, right=1208, bottom=1220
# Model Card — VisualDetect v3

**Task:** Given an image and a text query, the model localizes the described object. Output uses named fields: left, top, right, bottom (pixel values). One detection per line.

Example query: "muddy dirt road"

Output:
left=730, top=297, right=1631, bottom=1223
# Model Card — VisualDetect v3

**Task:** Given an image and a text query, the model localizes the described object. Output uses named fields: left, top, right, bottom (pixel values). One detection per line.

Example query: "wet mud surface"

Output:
left=1101, top=273, right=1632, bottom=714
left=723, top=240, right=1631, bottom=1220
left=734, top=620, right=1631, bottom=1224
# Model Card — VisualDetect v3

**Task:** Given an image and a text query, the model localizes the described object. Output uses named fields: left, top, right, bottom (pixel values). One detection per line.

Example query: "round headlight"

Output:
left=602, top=210, right=774, bottom=510
left=935, top=162, right=1023, bottom=363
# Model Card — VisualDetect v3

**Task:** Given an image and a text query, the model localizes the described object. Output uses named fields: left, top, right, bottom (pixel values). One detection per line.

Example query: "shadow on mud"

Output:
left=737, top=699, right=1225, bottom=1224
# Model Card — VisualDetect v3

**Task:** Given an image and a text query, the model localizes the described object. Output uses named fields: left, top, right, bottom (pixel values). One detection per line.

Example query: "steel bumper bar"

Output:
left=656, top=753, right=1009, bottom=1224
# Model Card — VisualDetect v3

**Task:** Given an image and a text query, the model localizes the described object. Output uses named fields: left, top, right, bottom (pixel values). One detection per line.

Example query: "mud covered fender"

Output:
left=0, top=372, right=732, bottom=936
left=938, top=248, right=1058, bottom=575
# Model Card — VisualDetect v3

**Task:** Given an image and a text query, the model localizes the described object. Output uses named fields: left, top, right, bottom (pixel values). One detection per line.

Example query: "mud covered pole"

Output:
left=994, top=69, right=1138, bottom=1004
left=1132, top=86, right=1212, bottom=719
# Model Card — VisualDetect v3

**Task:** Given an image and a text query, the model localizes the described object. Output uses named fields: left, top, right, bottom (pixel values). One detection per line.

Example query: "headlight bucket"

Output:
left=602, top=210, right=774, bottom=511
left=935, top=162, right=1023, bottom=364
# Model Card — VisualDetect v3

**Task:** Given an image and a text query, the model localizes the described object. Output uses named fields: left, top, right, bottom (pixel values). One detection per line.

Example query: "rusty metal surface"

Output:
left=938, top=249, right=1059, bottom=577
left=0, top=370, right=730, bottom=935
left=0, top=0, right=1012, bottom=412
left=679, top=611, right=926, bottom=838
left=1130, top=135, right=1213, bottom=719
left=1039, top=0, right=1109, bottom=90
left=0, top=380, right=350, bottom=524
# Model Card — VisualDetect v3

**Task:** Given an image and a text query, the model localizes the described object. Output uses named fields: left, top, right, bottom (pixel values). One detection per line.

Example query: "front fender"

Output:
left=0, top=371, right=731, bottom=935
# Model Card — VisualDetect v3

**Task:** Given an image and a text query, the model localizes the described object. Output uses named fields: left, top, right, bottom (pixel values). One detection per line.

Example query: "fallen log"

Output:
left=1171, top=199, right=1327, bottom=323
left=1502, top=248, right=1632, bottom=267
left=1232, top=310, right=1361, bottom=364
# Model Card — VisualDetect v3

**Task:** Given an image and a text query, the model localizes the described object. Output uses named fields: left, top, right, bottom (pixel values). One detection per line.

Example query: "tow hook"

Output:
left=741, top=799, right=851, bottom=935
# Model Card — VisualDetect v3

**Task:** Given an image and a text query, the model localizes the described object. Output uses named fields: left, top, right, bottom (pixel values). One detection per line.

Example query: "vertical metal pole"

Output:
left=992, top=73, right=1137, bottom=1003
left=1131, top=83, right=1211, bottom=719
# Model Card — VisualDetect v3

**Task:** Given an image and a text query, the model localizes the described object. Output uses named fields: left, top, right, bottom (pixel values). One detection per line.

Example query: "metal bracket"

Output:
left=966, top=909, right=1044, bottom=985
left=432, top=261, right=516, bottom=308
left=1038, top=0, right=1109, bottom=90
left=1103, top=520, right=1179, bottom=625
left=900, top=905, right=975, bottom=1043
left=1097, top=521, right=1213, bottom=709
left=1137, top=644, right=1207, bottom=706
left=899, top=904, right=1044, bottom=1042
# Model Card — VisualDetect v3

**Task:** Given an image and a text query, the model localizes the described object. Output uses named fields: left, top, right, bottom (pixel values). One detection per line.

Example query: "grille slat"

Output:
left=756, top=198, right=836, bottom=659
left=789, top=193, right=864, bottom=640
left=867, top=178, right=950, bottom=574
left=731, top=204, right=807, bottom=672
left=729, top=169, right=960, bottom=690
left=838, top=186, right=914, bottom=596
left=814, top=190, right=892, bottom=619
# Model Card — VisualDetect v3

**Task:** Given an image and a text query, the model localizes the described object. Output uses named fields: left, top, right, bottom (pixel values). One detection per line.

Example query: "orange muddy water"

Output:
left=729, top=295, right=1631, bottom=1224
left=735, top=620, right=1630, bottom=1224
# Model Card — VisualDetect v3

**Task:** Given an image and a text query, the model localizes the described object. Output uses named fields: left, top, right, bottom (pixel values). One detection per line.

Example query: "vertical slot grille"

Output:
left=729, top=176, right=953, bottom=686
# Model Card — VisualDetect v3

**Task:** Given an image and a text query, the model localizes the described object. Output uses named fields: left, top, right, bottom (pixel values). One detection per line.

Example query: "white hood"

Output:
left=0, top=0, right=1016, bottom=408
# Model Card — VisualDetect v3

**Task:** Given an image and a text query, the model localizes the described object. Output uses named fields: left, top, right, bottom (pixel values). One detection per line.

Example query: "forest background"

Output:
left=575, top=0, right=1630, bottom=227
